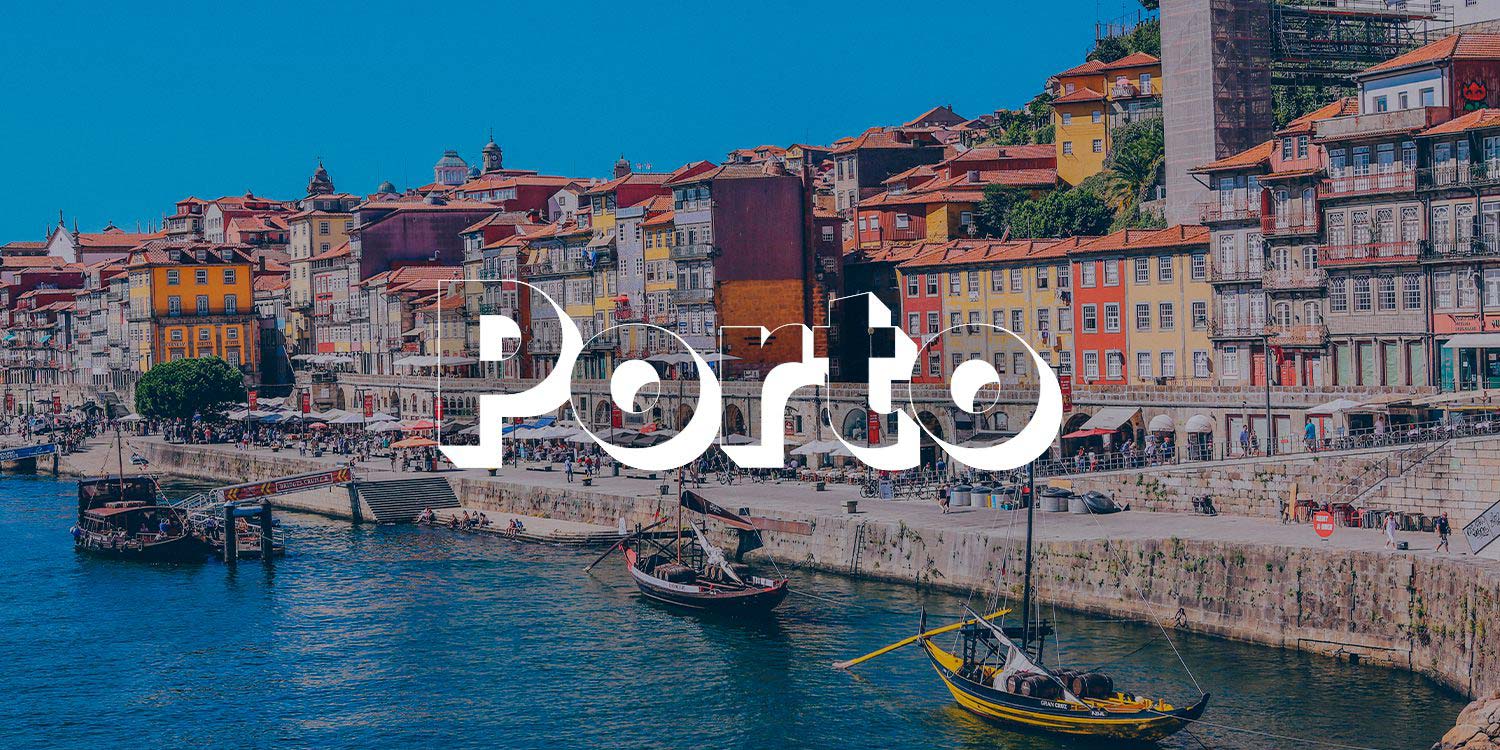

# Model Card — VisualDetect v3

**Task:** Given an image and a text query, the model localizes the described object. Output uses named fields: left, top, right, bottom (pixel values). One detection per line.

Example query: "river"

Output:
left=0, top=475, right=1464, bottom=749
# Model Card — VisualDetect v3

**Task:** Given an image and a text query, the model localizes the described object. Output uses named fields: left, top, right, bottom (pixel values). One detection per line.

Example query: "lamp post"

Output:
left=1259, top=333, right=1274, bottom=457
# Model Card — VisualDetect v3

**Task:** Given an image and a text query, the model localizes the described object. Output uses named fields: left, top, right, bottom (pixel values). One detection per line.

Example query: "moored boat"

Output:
left=72, top=476, right=208, bottom=563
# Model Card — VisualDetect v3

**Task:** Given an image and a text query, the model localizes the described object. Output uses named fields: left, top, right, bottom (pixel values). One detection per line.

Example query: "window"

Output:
left=1013, top=351, right=1027, bottom=377
left=1135, top=303, right=1151, bottom=330
left=895, top=214, right=910, bottom=229
left=1058, top=308, right=1072, bottom=331
left=1139, top=72, right=1152, bottom=92
left=198, top=328, right=211, bottom=341
left=908, top=313, right=920, bottom=335
left=1092, top=139, right=1103, bottom=153
left=1296, top=136, right=1308, bottom=159
left=907, top=275, right=918, bottom=296
left=1159, top=302, right=1175, bottom=330
left=948, top=273, right=960, bottom=295
left=928, top=351, right=941, bottom=376
left=1057, top=265, right=1071, bottom=288
left=1037, top=308, right=1050, bottom=331
left=1136, top=352, right=1153, bottom=379
left=168, top=296, right=181, bottom=316
left=1282, top=138, right=1293, bottom=160
left=1104, top=303, right=1120, bottom=332
left=1105, top=351, right=1123, bottom=379
left=1421, top=87, right=1436, bottom=107
left=1133, top=257, right=1150, bottom=284
left=1058, top=351, right=1072, bottom=375
left=224, top=295, right=238, bottom=315
left=992, top=310, right=1005, bottom=328
left=926, top=274, right=938, bottom=296
left=1103, top=260, right=1119, bottom=286
left=1091, top=110, right=1102, bottom=123
left=1011, top=309, right=1024, bottom=333
left=1081, top=304, right=1098, bottom=332
left=169, top=329, right=183, bottom=342
left=1061, top=112, right=1073, bottom=125
left=951, top=353, right=964, bottom=371
left=195, top=269, right=208, bottom=284
left=1404, top=273, right=1423, bottom=310
left=1062, top=142, right=1073, bottom=155
left=1223, top=346, right=1240, bottom=379
left=1191, top=301, right=1207, bottom=330
left=1009, top=268, right=1022, bottom=292
left=1191, top=253, right=1207, bottom=280
left=1158, top=256, right=1174, bottom=282
left=1436, top=271, right=1455, bottom=309
left=1353, top=277, right=1372, bottom=312
left=166, top=270, right=179, bottom=285
left=1330, top=277, right=1348, bottom=312
left=1374, top=95, right=1388, bottom=112
left=1193, top=351, right=1210, bottom=379
left=1083, top=351, right=1099, bottom=379
left=196, top=295, right=209, bottom=315
left=967, top=270, right=981, bottom=293
left=1161, top=351, right=1177, bottom=379
left=1377, top=276, right=1396, bottom=311
left=1080, top=262, right=1096, bottom=287
left=225, top=349, right=240, bottom=367
left=319, top=221, right=330, bottom=234
left=950, top=312, right=962, bottom=330
left=927, top=312, right=939, bottom=334
left=967, top=311, right=981, bottom=334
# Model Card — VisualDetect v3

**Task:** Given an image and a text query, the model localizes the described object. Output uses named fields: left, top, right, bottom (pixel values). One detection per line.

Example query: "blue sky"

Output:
left=0, top=0, right=1137, bottom=241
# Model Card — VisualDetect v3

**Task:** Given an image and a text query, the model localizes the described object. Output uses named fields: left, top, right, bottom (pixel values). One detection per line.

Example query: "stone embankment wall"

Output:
left=1067, top=433, right=1500, bottom=529
left=88, top=441, right=1499, bottom=700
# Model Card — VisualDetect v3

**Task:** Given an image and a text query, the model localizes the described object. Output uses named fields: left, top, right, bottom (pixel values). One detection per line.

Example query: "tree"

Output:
left=1006, top=188, right=1115, bottom=239
left=1099, top=118, right=1166, bottom=211
left=1087, top=18, right=1160, bottom=63
left=134, top=357, right=247, bottom=422
left=974, top=185, right=1028, bottom=238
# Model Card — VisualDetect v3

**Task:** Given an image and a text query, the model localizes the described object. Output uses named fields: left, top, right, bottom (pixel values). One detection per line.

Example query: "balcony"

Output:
left=1262, top=266, right=1327, bottom=291
left=1208, top=319, right=1263, bottom=339
left=1199, top=200, right=1262, bottom=224
left=1315, top=106, right=1450, bottom=143
left=1417, top=160, right=1500, bottom=191
left=527, top=338, right=560, bottom=354
left=1261, top=207, right=1319, bottom=237
left=672, top=287, right=713, bottom=304
left=1265, top=323, right=1328, bottom=347
left=1425, top=238, right=1500, bottom=260
left=1320, top=241, right=1421, bottom=266
left=1319, top=169, right=1416, bottom=199
left=669, top=243, right=716, bottom=261
left=1209, top=263, right=1264, bottom=284
left=583, top=335, right=618, bottom=351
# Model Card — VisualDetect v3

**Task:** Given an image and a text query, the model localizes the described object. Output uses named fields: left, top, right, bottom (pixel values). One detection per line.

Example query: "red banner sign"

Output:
left=363, top=394, right=374, bottom=419
left=866, top=409, right=881, bottom=445
left=247, top=389, right=258, bottom=411
left=611, top=404, right=623, bottom=428
left=300, top=392, right=311, bottom=415
left=1313, top=511, right=1336, bottom=539
left=220, top=467, right=354, bottom=503
left=435, top=398, right=445, bottom=421
left=52, top=395, right=61, bottom=414
left=3, top=393, right=12, bottom=414
left=1060, top=375, right=1074, bottom=413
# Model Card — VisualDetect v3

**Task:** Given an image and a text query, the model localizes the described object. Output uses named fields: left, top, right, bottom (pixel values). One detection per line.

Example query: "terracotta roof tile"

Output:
left=1099, top=51, right=1160, bottom=70
left=1420, top=107, right=1500, bottom=136
left=1054, top=58, right=1107, bottom=78
left=1052, top=86, right=1106, bottom=105
left=1190, top=140, right=1276, bottom=174
left=1073, top=224, right=1209, bottom=254
left=1361, top=33, right=1500, bottom=76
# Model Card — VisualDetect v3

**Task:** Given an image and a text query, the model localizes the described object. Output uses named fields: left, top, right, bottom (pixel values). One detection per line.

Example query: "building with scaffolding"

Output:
left=1163, top=0, right=1455, bottom=225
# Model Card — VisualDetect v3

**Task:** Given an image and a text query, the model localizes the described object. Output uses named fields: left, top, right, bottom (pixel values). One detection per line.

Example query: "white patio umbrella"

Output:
left=790, top=439, right=841, bottom=455
left=330, top=413, right=367, bottom=425
left=370, top=421, right=405, bottom=433
left=714, top=434, right=755, bottom=446
left=368, top=412, right=398, bottom=423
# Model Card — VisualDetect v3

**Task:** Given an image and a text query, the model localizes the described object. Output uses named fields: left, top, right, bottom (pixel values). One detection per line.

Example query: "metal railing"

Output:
left=669, top=244, right=715, bottom=261
left=1424, top=238, right=1499, bottom=259
left=1320, top=169, right=1416, bottom=199
left=1264, top=322, right=1328, bottom=346
left=1321, top=241, right=1420, bottom=265
left=672, top=288, right=713, bottom=304
left=1262, top=267, right=1327, bottom=291
left=1261, top=208, right=1318, bottom=237
left=1208, top=319, right=1263, bottom=338
left=1199, top=201, right=1262, bottom=224
left=1417, top=160, right=1500, bottom=191
left=1209, top=264, right=1264, bottom=283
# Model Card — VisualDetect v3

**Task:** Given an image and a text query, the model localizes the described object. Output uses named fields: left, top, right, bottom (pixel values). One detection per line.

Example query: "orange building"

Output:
left=125, top=242, right=258, bottom=375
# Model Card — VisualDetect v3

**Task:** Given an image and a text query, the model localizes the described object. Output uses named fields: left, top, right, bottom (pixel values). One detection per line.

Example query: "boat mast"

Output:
left=1020, top=459, right=1036, bottom=658
left=675, top=464, right=684, bottom=563
left=116, top=425, right=126, bottom=497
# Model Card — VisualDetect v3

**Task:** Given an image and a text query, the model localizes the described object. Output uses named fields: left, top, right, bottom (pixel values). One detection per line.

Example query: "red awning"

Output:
left=1061, top=427, right=1116, bottom=439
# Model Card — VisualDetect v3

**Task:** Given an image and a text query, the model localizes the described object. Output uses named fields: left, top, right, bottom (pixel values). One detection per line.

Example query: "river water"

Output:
left=0, top=475, right=1463, bottom=749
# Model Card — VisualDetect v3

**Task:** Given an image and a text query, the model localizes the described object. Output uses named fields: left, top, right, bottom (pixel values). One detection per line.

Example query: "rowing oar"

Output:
left=832, top=608, right=1009, bottom=670
left=582, top=517, right=671, bottom=572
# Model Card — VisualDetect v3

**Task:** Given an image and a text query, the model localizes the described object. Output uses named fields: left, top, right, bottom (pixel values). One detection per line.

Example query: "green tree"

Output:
left=1006, top=188, right=1115, bottom=239
left=1099, top=118, right=1166, bottom=211
left=1087, top=18, right=1160, bottom=63
left=134, top=357, right=247, bottom=421
left=974, top=185, right=1028, bottom=237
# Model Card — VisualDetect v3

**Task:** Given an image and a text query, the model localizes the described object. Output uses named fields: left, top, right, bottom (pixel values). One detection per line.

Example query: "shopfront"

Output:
left=1440, top=333, right=1500, bottom=391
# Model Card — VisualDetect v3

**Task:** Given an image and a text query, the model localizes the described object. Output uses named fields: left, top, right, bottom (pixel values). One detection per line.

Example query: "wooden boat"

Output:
left=586, top=485, right=789, bottom=615
left=73, top=476, right=208, bottom=563
left=837, top=461, right=1208, bottom=743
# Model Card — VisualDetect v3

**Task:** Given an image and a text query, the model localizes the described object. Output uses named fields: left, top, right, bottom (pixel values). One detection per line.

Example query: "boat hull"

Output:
left=624, top=549, right=789, bottom=614
left=922, top=640, right=1207, bottom=743
left=74, top=533, right=210, bottom=563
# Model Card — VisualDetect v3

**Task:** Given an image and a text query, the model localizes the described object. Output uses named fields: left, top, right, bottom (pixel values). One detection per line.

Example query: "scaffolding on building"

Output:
left=1271, top=0, right=1453, bottom=87
left=1210, top=0, right=1277, bottom=159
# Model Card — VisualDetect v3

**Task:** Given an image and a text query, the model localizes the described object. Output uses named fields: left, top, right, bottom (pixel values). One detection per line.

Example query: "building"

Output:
left=43, top=222, right=162, bottom=265
left=1051, top=52, right=1163, bottom=186
left=1194, top=139, right=1273, bottom=386
left=830, top=122, right=948, bottom=240
left=123, top=242, right=259, bottom=376
left=286, top=163, right=359, bottom=356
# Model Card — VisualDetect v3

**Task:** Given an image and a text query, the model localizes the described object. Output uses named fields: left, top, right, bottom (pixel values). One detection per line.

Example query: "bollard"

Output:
left=346, top=483, right=362, bottom=525
left=258, top=503, right=274, bottom=561
left=845, top=500, right=858, bottom=514
left=222, top=503, right=238, bottom=564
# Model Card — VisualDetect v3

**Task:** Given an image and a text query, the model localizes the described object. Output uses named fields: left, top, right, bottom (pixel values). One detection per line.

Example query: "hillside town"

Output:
left=10, top=11, right=1500, bottom=470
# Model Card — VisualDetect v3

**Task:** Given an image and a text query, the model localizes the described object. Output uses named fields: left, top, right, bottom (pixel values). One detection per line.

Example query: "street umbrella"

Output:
left=391, top=437, right=439, bottom=449
left=307, top=422, right=329, bottom=430
left=368, top=412, right=398, bottom=423
left=402, top=419, right=438, bottom=432
left=370, top=421, right=404, bottom=433
left=1060, top=427, right=1115, bottom=439
left=330, top=413, right=366, bottom=425
left=714, top=434, right=755, bottom=446
left=791, top=439, right=841, bottom=456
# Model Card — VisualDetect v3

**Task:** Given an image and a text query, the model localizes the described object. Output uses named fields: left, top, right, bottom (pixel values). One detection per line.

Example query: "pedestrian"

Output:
left=1238, top=425, right=1251, bottom=456
left=1436, top=512, right=1451, bottom=553
left=1384, top=512, right=1399, bottom=549
left=1304, top=420, right=1318, bottom=452
left=565, top=457, right=574, bottom=483
left=938, top=484, right=950, bottom=514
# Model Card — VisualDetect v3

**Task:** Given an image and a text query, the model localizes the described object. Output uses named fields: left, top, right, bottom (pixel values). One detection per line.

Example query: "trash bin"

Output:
left=952, top=485, right=972, bottom=508
left=1068, top=494, right=1090, bottom=514
left=971, top=486, right=991, bottom=509
left=1044, top=494, right=1069, bottom=512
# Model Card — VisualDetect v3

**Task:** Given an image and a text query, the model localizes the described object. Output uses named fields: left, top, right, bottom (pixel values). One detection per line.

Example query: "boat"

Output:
left=586, top=485, right=789, bottom=615
left=72, top=475, right=208, bottom=563
left=836, top=461, right=1208, bottom=743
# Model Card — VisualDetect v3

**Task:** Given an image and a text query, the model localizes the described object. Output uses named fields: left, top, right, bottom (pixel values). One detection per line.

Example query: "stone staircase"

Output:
left=354, top=477, right=461, bottom=523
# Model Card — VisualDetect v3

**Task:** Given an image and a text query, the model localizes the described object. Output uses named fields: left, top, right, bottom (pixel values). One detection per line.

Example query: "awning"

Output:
left=1442, top=333, right=1500, bottom=349
left=1185, top=414, right=1215, bottom=433
left=401, top=328, right=423, bottom=337
left=1062, top=427, right=1115, bottom=439
left=1079, top=406, right=1140, bottom=432
left=1, top=333, right=14, bottom=342
left=587, top=230, right=615, bottom=248
left=1307, top=397, right=1362, bottom=416
left=1147, top=414, right=1175, bottom=432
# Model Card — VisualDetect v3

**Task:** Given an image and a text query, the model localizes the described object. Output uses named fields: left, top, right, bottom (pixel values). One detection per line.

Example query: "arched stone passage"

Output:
left=840, top=409, right=866, bottom=440
left=724, top=404, right=747, bottom=436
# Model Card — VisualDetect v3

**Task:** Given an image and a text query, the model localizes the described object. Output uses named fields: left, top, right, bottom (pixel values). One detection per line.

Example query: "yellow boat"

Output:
left=921, top=629, right=1208, bottom=743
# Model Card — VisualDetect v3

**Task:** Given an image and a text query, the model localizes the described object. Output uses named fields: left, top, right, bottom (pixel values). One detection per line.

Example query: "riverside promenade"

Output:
left=50, top=434, right=1500, bottom=701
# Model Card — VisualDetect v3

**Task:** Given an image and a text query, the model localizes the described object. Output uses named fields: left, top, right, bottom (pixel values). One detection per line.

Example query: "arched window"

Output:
left=1274, top=302, right=1292, bottom=327
left=1274, top=246, right=1291, bottom=271
left=1303, top=301, right=1322, bottom=325
left=1302, top=246, right=1318, bottom=269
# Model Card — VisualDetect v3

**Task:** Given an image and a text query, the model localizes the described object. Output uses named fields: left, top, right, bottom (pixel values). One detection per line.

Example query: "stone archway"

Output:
left=724, top=404, right=747, bottom=436
left=840, top=408, right=867, bottom=441
left=593, top=400, right=612, bottom=427
left=916, top=410, right=944, bottom=465
left=676, top=404, right=694, bottom=430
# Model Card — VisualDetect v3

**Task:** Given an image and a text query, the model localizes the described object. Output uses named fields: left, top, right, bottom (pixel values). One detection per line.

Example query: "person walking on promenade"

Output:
left=938, top=484, right=950, bottom=514
left=1384, top=512, right=1399, bottom=549
left=1436, top=512, right=1451, bottom=553
left=565, top=457, right=574, bottom=483
left=1304, top=420, right=1318, bottom=452
left=1238, top=425, right=1251, bottom=457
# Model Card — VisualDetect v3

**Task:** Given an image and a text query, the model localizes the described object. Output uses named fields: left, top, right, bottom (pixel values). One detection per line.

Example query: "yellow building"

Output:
left=286, top=196, right=355, bottom=353
left=1051, top=52, right=1162, bottom=185
left=125, top=242, right=258, bottom=374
